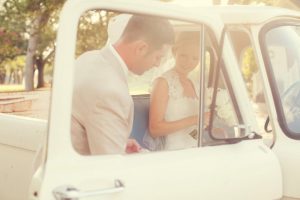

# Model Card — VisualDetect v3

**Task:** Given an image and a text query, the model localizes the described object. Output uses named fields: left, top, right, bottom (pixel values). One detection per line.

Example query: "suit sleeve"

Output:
left=84, top=88, right=133, bottom=155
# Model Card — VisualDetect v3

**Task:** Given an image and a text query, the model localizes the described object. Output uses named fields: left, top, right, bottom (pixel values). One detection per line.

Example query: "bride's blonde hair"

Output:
left=172, top=31, right=200, bottom=54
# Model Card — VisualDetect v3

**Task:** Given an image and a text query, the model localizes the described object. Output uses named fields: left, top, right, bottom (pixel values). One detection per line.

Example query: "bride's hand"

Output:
left=189, top=112, right=211, bottom=127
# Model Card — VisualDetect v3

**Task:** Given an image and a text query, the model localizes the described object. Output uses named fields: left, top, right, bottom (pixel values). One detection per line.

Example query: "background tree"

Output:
left=76, top=10, right=116, bottom=57
left=0, top=0, right=27, bottom=84
left=0, top=2, right=115, bottom=90
left=0, top=56, right=24, bottom=84
left=23, top=0, right=65, bottom=90
left=0, top=0, right=65, bottom=90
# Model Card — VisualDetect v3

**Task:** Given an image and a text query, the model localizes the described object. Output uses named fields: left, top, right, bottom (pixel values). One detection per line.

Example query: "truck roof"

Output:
left=127, top=0, right=300, bottom=24
left=199, top=5, right=300, bottom=24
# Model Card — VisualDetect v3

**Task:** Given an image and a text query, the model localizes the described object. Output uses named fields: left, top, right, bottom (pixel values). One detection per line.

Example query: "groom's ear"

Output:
left=134, top=40, right=149, bottom=56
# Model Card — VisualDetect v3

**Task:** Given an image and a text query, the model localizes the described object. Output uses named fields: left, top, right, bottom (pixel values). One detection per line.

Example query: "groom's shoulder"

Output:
left=76, top=46, right=116, bottom=68
left=75, top=48, right=112, bottom=72
left=76, top=49, right=102, bottom=63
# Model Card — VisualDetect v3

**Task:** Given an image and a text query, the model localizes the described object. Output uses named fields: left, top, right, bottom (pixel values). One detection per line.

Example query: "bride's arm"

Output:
left=149, top=78, right=197, bottom=137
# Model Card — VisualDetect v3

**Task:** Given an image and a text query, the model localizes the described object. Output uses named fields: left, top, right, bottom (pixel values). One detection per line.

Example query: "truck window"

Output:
left=204, top=31, right=245, bottom=144
left=72, top=10, right=205, bottom=154
left=71, top=10, right=250, bottom=155
left=262, top=24, right=300, bottom=139
left=227, top=28, right=273, bottom=146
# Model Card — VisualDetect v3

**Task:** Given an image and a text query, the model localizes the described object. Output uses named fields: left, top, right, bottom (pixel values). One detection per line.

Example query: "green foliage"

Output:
left=241, top=47, right=258, bottom=97
left=76, top=10, right=117, bottom=57
left=0, top=0, right=65, bottom=83
left=0, top=28, right=26, bottom=62
left=241, top=47, right=257, bottom=81
left=3, top=55, right=26, bottom=71
left=0, top=0, right=28, bottom=63
left=0, top=1, right=116, bottom=87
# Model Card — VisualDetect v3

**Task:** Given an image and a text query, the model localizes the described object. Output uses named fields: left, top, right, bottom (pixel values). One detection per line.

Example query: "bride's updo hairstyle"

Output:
left=172, top=31, right=200, bottom=54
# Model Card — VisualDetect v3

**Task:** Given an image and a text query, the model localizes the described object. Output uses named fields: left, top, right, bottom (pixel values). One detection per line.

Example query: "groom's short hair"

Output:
left=121, top=15, right=174, bottom=49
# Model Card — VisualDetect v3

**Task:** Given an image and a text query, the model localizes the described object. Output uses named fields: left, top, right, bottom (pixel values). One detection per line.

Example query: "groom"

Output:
left=71, top=15, right=175, bottom=155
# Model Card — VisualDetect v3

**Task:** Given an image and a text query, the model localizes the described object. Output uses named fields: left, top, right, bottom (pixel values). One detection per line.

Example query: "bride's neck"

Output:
left=174, top=68, right=188, bottom=80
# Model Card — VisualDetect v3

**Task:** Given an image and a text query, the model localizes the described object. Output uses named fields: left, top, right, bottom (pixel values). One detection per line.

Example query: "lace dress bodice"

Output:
left=160, top=70, right=199, bottom=150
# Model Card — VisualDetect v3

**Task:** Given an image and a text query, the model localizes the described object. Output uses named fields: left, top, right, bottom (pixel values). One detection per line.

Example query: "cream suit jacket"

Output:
left=71, top=46, right=134, bottom=155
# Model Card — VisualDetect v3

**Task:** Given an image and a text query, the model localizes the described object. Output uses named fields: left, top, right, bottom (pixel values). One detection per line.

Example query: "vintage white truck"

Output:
left=1, top=0, right=300, bottom=199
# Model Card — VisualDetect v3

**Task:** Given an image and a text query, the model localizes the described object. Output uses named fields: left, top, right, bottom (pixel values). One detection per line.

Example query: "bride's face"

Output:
left=174, top=43, right=200, bottom=75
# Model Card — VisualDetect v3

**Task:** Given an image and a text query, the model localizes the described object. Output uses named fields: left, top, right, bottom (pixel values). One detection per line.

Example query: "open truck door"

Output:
left=252, top=17, right=300, bottom=199
left=29, top=1, right=282, bottom=199
left=223, top=9, right=300, bottom=199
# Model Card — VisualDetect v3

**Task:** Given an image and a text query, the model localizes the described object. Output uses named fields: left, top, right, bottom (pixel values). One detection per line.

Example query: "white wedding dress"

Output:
left=160, top=70, right=198, bottom=150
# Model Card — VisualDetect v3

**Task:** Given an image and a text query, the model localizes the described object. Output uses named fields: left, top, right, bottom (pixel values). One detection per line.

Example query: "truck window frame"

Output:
left=259, top=19, right=300, bottom=140
left=206, top=27, right=246, bottom=143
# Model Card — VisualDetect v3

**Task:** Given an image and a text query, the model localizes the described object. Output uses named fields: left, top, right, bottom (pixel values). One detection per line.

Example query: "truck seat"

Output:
left=130, top=94, right=150, bottom=149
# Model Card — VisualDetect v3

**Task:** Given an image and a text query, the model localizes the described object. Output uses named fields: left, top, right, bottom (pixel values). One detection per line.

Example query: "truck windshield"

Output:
left=264, top=25, right=300, bottom=138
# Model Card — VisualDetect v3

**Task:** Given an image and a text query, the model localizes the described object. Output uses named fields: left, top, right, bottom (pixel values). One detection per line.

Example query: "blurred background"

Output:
left=0, top=0, right=298, bottom=92
left=0, top=0, right=299, bottom=119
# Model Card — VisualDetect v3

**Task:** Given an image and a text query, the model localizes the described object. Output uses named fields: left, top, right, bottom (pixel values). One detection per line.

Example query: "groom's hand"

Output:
left=126, top=139, right=142, bottom=153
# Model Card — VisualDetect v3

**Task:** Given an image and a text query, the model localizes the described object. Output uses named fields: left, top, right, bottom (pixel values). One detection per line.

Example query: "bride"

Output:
left=148, top=31, right=209, bottom=150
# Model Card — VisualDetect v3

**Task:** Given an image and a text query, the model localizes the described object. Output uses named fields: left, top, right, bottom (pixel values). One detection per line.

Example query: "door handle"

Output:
left=53, top=179, right=125, bottom=200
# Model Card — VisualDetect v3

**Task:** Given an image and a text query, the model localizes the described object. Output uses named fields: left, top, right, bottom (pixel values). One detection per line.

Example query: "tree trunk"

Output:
left=24, top=15, right=42, bottom=91
left=36, top=56, right=45, bottom=88
left=4, top=68, right=11, bottom=84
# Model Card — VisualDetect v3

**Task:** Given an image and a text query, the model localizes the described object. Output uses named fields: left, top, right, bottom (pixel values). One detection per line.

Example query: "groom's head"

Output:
left=114, top=15, right=174, bottom=75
